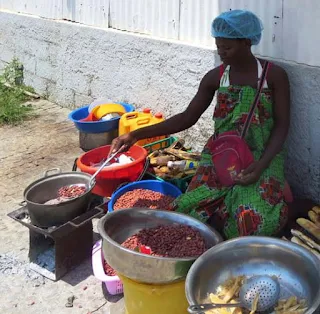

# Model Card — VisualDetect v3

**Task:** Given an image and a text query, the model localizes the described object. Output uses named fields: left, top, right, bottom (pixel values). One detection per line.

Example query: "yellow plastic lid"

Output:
left=92, top=103, right=126, bottom=119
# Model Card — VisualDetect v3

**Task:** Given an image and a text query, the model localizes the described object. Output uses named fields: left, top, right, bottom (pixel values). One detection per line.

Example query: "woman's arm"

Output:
left=235, top=65, right=290, bottom=185
left=110, top=68, right=220, bottom=153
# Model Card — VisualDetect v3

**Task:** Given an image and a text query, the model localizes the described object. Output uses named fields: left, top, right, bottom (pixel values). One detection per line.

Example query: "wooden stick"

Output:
left=3, top=82, right=40, bottom=99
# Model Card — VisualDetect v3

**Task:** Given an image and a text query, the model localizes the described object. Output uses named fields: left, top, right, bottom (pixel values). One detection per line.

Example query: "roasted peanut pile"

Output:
left=104, top=261, right=117, bottom=277
left=103, top=224, right=207, bottom=277
left=113, top=188, right=175, bottom=210
left=121, top=224, right=207, bottom=258
left=58, top=185, right=86, bottom=198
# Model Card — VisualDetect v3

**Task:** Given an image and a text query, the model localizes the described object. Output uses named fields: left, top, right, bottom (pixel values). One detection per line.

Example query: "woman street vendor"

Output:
left=110, top=10, right=291, bottom=239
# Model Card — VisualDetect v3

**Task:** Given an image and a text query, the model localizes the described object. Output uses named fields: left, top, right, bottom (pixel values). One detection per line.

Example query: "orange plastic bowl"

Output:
left=77, top=145, right=148, bottom=197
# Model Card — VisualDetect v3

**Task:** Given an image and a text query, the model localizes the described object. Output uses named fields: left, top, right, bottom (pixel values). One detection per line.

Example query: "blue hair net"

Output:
left=211, top=10, right=263, bottom=45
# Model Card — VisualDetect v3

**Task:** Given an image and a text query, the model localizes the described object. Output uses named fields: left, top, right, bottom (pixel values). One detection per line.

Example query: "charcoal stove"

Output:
left=8, top=195, right=106, bottom=281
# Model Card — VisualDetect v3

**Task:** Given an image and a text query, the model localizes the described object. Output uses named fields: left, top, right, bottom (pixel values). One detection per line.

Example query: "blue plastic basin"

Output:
left=68, top=102, right=135, bottom=134
left=108, top=180, right=182, bottom=213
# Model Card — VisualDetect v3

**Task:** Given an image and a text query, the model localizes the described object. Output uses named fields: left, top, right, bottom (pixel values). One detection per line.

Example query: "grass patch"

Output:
left=0, top=84, right=34, bottom=125
left=0, top=58, right=36, bottom=126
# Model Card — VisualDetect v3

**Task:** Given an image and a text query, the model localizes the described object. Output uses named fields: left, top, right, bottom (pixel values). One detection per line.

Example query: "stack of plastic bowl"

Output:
left=68, top=101, right=135, bottom=151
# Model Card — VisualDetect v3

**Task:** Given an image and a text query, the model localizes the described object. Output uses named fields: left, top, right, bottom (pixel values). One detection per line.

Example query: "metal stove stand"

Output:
left=8, top=196, right=105, bottom=281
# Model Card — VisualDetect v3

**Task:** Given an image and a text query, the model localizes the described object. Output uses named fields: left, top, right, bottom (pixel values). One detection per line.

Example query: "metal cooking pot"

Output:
left=23, top=168, right=94, bottom=227
left=97, top=208, right=223, bottom=284
left=185, top=237, right=320, bottom=314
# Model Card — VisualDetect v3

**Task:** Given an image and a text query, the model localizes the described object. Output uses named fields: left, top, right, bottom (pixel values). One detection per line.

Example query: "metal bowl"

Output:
left=24, top=168, right=94, bottom=227
left=97, top=208, right=223, bottom=284
left=185, top=237, right=320, bottom=314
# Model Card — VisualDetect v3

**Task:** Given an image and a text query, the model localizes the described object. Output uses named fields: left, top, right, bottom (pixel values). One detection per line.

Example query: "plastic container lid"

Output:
left=92, top=104, right=126, bottom=120
left=89, top=98, right=113, bottom=113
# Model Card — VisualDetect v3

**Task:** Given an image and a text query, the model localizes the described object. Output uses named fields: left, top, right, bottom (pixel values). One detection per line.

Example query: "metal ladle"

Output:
left=188, top=276, right=280, bottom=313
left=88, top=150, right=120, bottom=187
left=66, top=150, right=120, bottom=192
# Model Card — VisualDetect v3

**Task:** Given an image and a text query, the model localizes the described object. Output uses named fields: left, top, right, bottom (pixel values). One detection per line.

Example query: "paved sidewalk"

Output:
left=0, top=100, right=124, bottom=314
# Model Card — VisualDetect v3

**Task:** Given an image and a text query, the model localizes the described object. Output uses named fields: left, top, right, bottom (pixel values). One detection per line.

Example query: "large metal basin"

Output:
left=185, top=237, right=320, bottom=314
left=24, top=169, right=94, bottom=227
left=97, top=208, right=223, bottom=284
left=79, top=129, right=118, bottom=151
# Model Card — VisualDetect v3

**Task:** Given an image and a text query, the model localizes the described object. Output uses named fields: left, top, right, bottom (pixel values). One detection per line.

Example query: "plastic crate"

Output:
left=144, top=172, right=193, bottom=193
left=143, top=136, right=178, bottom=154
left=143, top=137, right=194, bottom=193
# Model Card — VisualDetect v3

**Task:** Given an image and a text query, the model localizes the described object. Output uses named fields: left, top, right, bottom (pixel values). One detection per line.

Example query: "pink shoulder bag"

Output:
left=210, top=61, right=270, bottom=187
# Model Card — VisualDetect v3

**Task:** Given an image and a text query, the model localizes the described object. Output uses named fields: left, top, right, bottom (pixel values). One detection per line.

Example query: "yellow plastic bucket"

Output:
left=119, top=275, right=189, bottom=314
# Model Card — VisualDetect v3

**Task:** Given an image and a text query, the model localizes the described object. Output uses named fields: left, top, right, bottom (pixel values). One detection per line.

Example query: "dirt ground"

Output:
left=0, top=100, right=125, bottom=314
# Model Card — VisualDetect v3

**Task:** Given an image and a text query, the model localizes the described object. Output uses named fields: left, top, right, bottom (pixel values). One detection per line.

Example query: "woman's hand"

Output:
left=234, top=161, right=265, bottom=186
left=108, top=133, right=137, bottom=156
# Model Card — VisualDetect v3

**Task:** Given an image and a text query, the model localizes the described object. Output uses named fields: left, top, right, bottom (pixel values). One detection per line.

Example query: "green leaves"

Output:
left=0, top=58, right=35, bottom=125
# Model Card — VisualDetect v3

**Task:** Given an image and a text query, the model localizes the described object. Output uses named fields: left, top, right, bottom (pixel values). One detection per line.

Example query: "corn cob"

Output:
left=164, top=148, right=201, bottom=161
left=149, top=156, right=175, bottom=166
left=153, top=166, right=170, bottom=174
left=312, top=206, right=320, bottom=215
left=147, top=150, right=159, bottom=159
left=291, top=229, right=320, bottom=251
left=296, top=218, right=320, bottom=241
left=291, top=236, right=320, bottom=259
left=308, top=210, right=320, bottom=227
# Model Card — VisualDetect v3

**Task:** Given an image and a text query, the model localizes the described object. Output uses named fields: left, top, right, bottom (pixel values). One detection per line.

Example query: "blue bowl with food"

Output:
left=108, top=180, right=182, bottom=213
left=68, top=102, right=135, bottom=133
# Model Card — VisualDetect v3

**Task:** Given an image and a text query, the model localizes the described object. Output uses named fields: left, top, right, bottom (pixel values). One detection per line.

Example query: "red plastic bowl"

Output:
left=77, top=145, right=148, bottom=197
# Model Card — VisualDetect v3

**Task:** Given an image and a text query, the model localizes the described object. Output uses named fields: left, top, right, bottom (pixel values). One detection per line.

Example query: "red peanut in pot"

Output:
left=113, top=188, right=175, bottom=211
left=121, top=224, right=207, bottom=258
left=58, top=185, right=86, bottom=198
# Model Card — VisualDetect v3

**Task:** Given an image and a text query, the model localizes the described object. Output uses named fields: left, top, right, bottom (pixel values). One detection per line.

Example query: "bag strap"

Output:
left=241, top=61, right=270, bottom=138
left=219, top=64, right=225, bottom=78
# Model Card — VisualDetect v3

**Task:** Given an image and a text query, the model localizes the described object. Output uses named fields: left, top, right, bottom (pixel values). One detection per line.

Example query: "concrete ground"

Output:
left=0, top=100, right=124, bottom=314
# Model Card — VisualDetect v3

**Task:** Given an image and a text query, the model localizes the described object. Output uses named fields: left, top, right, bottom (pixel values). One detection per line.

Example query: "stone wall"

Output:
left=1, top=11, right=320, bottom=202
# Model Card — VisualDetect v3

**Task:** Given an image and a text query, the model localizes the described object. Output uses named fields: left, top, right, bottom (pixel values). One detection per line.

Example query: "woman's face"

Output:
left=215, top=38, right=249, bottom=64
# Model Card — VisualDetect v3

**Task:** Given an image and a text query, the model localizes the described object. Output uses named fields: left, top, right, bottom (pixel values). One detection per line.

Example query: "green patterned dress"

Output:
left=170, top=61, right=288, bottom=239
